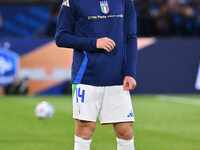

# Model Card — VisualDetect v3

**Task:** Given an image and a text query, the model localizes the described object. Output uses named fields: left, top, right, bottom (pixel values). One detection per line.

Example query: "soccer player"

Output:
left=55, top=0, right=138, bottom=149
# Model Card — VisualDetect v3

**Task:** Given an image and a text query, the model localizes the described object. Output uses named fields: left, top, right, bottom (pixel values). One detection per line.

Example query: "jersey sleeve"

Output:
left=55, top=0, right=98, bottom=52
left=125, top=0, right=138, bottom=80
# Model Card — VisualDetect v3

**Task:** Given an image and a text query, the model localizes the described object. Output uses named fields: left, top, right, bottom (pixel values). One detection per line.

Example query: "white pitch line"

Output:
left=156, top=95, right=200, bottom=106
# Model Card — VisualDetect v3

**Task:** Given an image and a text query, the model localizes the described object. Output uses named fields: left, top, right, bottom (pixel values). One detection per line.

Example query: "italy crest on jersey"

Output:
left=100, top=1, right=109, bottom=14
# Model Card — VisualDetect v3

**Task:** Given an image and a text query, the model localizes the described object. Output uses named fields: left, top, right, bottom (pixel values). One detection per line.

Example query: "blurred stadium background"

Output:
left=0, top=0, right=200, bottom=150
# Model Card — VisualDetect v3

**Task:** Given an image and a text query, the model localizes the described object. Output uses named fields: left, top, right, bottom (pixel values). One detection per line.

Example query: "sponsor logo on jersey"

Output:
left=100, top=1, right=109, bottom=14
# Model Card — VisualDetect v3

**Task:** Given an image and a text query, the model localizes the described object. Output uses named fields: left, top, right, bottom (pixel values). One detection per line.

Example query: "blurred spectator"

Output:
left=155, top=5, right=173, bottom=36
left=137, top=2, right=156, bottom=36
left=44, top=4, right=60, bottom=37
left=196, top=2, right=200, bottom=36
left=181, top=5, right=196, bottom=36
left=136, top=0, right=200, bottom=37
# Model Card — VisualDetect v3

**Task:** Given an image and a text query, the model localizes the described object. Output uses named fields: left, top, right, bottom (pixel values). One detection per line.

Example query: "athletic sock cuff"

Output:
left=116, top=137, right=134, bottom=146
left=75, top=135, right=92, bottom=144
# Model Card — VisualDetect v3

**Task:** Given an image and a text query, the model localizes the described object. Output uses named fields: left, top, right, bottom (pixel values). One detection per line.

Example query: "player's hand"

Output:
left=123, top=76, right=137, bottom=91
left=96, top=37, right=116, bottom=52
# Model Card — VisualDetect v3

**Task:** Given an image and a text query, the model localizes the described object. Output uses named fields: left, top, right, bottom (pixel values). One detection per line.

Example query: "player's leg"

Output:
left=99, top=85, right=135, bottom=150
left=72, top=84, right=104, bottom=150
left=74, top=120, right=96, bottom=150
left=113, top=122, right=135, bottom=150
left=75, top=120, right=96, bottom=139
left=113, top=122, right=133, bottom=139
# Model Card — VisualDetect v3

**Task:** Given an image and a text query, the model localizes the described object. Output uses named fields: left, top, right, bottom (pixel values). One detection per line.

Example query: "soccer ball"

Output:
left=35, top=101, right=55, bottom=119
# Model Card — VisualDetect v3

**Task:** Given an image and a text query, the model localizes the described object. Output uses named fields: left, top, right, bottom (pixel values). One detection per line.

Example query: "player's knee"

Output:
left=82, top=123, right=95, bottom=137
left=114, top=123, right=133, bottom=140
left=117, top=129, right=133, bottom=139
left=75, top=120, right=96, bottom=139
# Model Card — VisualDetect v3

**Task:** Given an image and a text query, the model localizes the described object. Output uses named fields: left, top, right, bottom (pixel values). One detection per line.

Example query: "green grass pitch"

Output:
left=0, top=95, right=200, bottom=150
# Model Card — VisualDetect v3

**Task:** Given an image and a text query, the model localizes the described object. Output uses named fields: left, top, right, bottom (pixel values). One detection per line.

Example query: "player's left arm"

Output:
left=123, top=0, right=138, bottom=91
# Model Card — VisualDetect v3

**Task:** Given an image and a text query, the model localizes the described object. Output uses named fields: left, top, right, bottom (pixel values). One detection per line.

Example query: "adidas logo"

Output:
left=62, top=0, right=70, bottom=7
left=127, top=111, right=134, bottom=118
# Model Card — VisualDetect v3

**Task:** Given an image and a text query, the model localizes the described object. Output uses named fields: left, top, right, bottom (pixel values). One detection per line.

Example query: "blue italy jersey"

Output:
left=55, top=0, right=138, bottom=86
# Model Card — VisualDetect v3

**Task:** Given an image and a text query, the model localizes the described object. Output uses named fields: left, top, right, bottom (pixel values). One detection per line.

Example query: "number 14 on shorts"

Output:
left=76, top=87, right=85, bottom=103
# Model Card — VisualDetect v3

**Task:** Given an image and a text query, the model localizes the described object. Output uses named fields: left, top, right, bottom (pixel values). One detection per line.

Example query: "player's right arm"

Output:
left=55, top=0, right=115, bottom=52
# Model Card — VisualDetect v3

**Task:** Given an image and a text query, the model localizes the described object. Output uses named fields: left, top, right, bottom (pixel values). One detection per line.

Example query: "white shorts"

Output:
left=72, top=84, right=135, bottom=124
